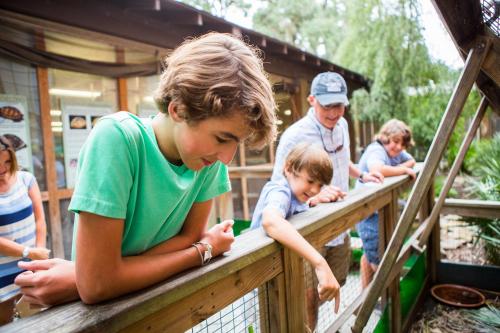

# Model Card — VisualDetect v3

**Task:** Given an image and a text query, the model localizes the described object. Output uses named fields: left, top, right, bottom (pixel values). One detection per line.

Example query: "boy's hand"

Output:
left=15, top=259, right=79, bottom=306
left=202, top=220, right=234, bottom=256
left=315, top=261, right=340, bottom=313
left=405, top=167, right=416, bottom=180
left=309, top=186, right=346, bottom=206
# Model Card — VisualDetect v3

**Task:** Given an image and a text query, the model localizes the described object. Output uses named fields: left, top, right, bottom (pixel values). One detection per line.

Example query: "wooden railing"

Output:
left=4, top=167, right=425, bottom=333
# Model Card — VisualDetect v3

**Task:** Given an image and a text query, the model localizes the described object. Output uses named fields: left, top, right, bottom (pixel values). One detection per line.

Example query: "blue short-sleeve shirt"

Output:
left=250, top=178, right=309, bottom=230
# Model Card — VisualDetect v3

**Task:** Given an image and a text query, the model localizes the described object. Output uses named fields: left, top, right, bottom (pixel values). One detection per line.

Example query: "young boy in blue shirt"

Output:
left=355, top=119, right=416, bottom=288
left=251, top=143, right=341, bottom=312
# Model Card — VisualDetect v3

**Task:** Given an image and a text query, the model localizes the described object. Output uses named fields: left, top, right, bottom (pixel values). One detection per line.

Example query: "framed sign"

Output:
left=61, top=101, right=112, bottom=188
left=0, top=94, right=33, bottom=172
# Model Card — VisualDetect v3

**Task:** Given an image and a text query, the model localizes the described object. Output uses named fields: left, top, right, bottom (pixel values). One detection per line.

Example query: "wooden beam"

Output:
left=120, top=253, right=281, bottom=333
left=352, top=40, right=490, bottom=332
left=418, top=96, right=488, bottom=248
left=282, top=249, right=305, bottom=332
left=264, top=273, right=288, bottom=333
left=440, top=198, right=500, bottom=219
left=35, top=28, right=64, bottom=258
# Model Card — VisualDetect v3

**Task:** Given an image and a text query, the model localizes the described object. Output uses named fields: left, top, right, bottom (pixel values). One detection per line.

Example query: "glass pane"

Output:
left=48, top=69, right=118, bottom=188
left=248, top=178, right=268, bottom=221
left=126, top=75, right=160, bottom=116
left=230, top=178, right=244, bottom=220
left=0, top=56, right=47, bottom=190
left=59, top=199, right=74, bottom=260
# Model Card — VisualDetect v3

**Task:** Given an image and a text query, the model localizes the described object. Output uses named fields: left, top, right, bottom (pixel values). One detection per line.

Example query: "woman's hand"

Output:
left=315, top=260, right=340, bottom=313
left=15, top=259, right=79, bottom=306
left=201, top=219, right=234, bottom=256
left=27, top=247, right=51, bottom=260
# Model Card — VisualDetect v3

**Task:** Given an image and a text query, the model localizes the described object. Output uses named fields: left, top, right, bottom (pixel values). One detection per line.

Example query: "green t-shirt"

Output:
left=69, top=112, right=231, bottom=257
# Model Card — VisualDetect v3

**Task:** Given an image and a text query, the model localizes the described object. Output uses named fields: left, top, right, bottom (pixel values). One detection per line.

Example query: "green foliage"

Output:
left=180, top=0, right=251, bottom=18
left=462, top=134, right=500, bottom=265
left=434, top=175, right=458, bottom=199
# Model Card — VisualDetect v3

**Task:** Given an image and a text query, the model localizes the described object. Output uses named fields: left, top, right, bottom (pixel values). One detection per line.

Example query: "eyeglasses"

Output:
left=319, top=124, right=344, bottom=154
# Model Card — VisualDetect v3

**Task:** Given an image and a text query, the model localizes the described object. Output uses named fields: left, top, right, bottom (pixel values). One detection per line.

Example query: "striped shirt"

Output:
left=0, top=171, right=36, bottom=301
left=272, top=108, right=351, bottom=246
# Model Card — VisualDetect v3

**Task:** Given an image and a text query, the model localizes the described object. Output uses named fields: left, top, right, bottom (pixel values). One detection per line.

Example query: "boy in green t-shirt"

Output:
left=15, top=32, right=277, bottom=305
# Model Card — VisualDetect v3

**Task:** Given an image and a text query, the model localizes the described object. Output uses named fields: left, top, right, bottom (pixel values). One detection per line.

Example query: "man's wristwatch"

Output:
left=193, top=242, right=213, bottom=266
left=22, top=246, right=31, bottom=258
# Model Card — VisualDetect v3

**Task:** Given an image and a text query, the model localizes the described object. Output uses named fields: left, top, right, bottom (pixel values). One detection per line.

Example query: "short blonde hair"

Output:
left=375, top=119, right=414, bottom=148
left=154, top=32, right=277, bottom=150
left=284, top=143, right=333, bottom=185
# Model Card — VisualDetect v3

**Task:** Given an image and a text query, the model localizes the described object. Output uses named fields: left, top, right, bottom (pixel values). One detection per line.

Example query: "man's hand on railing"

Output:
left=15, top=258, right=78, bottom=307
left=362, top=171, right=384, bottom=184
left=201, top=219, right=235, bottom=257
left=308, top=185, right=346, bottom=207
left=315, top=260, right=340, bottom=313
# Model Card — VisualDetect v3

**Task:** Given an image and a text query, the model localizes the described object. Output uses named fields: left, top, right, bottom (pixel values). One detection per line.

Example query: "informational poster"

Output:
left=61, top=102, right=111, bottom=188
left=0, top=94, right=33, bottom=172
left=137, top=102, right=159, bottom=118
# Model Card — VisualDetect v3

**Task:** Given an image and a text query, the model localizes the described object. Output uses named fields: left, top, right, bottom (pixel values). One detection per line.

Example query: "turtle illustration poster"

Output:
left=62, top=102, right=111, bottom=188
left=0, top=94, right=33, bottom=172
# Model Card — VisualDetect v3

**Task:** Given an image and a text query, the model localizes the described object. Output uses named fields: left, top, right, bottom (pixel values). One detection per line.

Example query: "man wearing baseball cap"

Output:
left=271, top=72, right=383, bottom=331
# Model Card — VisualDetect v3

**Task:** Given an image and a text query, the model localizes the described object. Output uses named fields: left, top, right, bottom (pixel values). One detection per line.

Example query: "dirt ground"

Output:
left=439, top=214, right=493, bottom=265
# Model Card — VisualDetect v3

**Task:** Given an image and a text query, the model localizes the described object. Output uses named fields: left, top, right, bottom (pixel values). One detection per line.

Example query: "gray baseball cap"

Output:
left=310, top=72, right=349, bottom=106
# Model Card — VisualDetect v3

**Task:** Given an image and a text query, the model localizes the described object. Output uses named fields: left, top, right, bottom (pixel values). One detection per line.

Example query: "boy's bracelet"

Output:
left=191, top=242, right=213, bottom=266
left=191, top=243, right=204, bottom=266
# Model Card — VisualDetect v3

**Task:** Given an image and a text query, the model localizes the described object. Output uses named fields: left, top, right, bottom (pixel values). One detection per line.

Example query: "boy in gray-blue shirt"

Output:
left=251, top=143, right=342, bottom=313
left=355, top=119, right=416, bottom=288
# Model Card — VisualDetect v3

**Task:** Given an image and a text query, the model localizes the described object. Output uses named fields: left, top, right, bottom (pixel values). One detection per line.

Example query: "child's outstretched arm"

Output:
left=262, top=208, right=340, bottom=312
left=370, top=162, right=416, bottom=179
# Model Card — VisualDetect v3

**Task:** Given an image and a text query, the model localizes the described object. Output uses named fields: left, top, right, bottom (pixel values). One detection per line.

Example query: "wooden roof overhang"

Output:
left=432, top=0, right=500, bottom=113
left=0, top=0, right=369, bottom=92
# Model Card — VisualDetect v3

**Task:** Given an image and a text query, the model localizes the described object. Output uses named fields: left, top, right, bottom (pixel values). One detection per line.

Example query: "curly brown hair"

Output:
left=154, top=32, right=277, bottom=150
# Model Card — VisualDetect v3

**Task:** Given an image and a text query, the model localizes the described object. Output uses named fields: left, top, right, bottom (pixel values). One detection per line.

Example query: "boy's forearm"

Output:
left=142, top=234, right=197, bottom=256
left=262, top=210, right=324, bottom=267
left=400, top=159, right=416, bottom=168
left=371, top=165, right=408, bottom=177
left=78, top=246, right=203, bottom=304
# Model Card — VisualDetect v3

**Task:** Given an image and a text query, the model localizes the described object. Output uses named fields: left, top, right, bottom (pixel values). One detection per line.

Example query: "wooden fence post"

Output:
left=262, top=272, right=288, bottom=333
left=283, top=249, right=305, bottom=332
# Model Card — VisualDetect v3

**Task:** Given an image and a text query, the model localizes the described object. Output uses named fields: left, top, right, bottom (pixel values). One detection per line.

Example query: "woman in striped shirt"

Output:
left=0, top=136, right=49, bottom=324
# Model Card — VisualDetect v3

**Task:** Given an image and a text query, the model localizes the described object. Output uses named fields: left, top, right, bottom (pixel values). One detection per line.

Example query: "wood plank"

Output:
left=282, top=249, right=305, bottom=332
left=120, top=253, right=282, bottom=333
left=37, top=63, right=64, bottom=258
left=352, top=40, right=490, bottom=332
left=56, top=188, right=74, bottom=200
left=117, top=78, right=128, bottom=112
left=440, top=198, right=500, bottom=219
left=265, top=273, right=288, bottom=333
left=307, top=192, right=392, bottom=249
